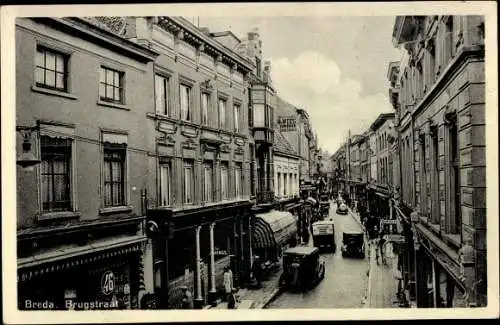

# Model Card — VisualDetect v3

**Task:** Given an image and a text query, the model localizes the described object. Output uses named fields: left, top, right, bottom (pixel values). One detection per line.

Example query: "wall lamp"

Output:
left=16, top=125, right=40, bottom=170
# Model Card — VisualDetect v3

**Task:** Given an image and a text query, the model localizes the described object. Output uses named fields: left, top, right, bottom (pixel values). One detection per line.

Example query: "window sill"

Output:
left=442, top=233, right=461, bottom=249
left=31, top=85, right=78, bottom=100
left=147, top=112, right=176, bottom=122
left=37, top=211, right=81, bottom=222
left=99, top=206, right=133, bottom=215
left=97, top=100, right=130, bottom=111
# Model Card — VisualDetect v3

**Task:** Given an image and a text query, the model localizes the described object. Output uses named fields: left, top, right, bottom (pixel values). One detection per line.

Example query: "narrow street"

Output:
left=266, top=202, right=369, bottom=308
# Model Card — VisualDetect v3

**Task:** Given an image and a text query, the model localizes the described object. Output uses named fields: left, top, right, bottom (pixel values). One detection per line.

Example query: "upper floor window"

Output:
left=221, top=162, right=229, bottom=200
left=41, top=136, right=72, bottom=212
left=159, top=161, right=171, bottom=206
left=203, top=162, right=213, bottom=203
left=35, top=46, right=68, bottom=92
left=103, top=144, right=126, bottom=207
left=100, top=67, right=124, bottom=104
left=218, top=98, right=227, bottom=129
left=201, top=92, right=210, bottom=126
left=235, top=163, right=243, bottom=198
left=234, top=103, right=241, bottom=133
left=183, top=160, right=194, bottom=204
left=180, top=84, right=192, bottom=121
left=155, top=74, right=170, bottom=116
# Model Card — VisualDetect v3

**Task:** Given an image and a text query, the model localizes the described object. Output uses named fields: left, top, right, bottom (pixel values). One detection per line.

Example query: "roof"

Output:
left=274, top=129, right=299, bottom=157
left=209, top=30, right=241, bottom=43
left=370, top=112, right=395, bottom=131
left=284, top=246, right=319, bottom=255
left=312, top=219, right=335, bottom=226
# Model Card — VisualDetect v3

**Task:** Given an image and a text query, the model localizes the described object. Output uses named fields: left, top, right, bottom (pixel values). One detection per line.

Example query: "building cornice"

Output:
left=370, top=113, right=395, bottom=131
left=157, top=16, right=254, bottom=74
left=36, top=17, right=160, bottom=62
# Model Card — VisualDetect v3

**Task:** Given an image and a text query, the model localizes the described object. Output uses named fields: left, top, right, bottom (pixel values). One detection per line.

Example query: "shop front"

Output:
left=18, top=235, right=145, bottom=310
left=146, top=200, right=253, bottom=309
left=414, top=223, right=469, bottom=308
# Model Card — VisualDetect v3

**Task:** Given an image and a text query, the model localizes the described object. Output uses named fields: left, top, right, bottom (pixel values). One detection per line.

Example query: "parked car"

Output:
left=279, top=246, right=325, bottom=292
left=336, top=201, right=348, bottom=215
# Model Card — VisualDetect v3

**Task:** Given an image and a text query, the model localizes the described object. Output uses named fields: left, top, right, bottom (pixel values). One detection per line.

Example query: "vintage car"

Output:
left=341, top=231, right=365, bottom=258
left=279, top=246, right=325, bottom=291
left=312, top=218, right=336, bottom=253
left=336, top=201, right=349, bottom=215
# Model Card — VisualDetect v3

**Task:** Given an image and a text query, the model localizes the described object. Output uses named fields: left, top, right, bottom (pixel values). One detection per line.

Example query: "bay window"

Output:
left=253, top=103, right=265, bottom=127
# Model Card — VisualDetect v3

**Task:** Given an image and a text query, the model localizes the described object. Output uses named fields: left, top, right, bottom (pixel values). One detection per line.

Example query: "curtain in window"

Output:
left=204, top=163, right=213, bottom=202
left=201, top=93, right=209, bottom=125
left=218, top=99, right=226, bottom=129
left=184, top=163, right=194, bottom=203
left=104, top=149, right=125, bottom=207
left=155, top=75, right=168, bottom=115
left=221, top=164, right=228, bottom=200
left=234, top=105, right=240, bottom=132
left=180, top=85, right=190, bottom=120
left=234, top=165, right=242, bottom=198
left=41, top=137, right=71, bottom=211
left=160, top=164, right=170, bottom=206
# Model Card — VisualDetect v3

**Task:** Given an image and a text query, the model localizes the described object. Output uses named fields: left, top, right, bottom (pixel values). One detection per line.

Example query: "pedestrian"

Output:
left=252, top=257, right=262, bottom=288
left=180, top=286, right=194, bottom=309
left=227, top=288, right=239, bottom=309
left=376, top=230, right=387, bottom=265
left=223, top=266, right=233, bottom=302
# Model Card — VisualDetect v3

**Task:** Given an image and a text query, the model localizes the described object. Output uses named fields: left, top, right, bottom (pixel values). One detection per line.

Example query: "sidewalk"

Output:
left=206, top=267, right=282, bottom=309
left=347, top=207, right=400, bottom=308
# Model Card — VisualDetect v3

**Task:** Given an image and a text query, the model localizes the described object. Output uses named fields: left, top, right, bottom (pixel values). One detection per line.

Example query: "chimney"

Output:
left=247, top=27, right=259, bottom=40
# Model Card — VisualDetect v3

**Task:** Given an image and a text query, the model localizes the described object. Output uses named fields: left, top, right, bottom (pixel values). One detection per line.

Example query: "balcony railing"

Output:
left=256, top=191, right=275, bottom=205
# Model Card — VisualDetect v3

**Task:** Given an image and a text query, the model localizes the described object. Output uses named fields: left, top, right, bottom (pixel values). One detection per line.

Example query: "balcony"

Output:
left=256, top=191, right=275, bottom=205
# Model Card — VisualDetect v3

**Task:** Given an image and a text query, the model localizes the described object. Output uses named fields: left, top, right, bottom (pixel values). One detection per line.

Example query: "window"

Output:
left=203, top=162, right=213, bottom=202
left=183, top=160, right=194, bottom=204
left=41, top=136, right=72, bottom=212
left=419, top=134, right=428, bottom=217
left=431, top=131, right=440, bottom=224
left=249, top=144, right=255, bottom=196
left=103, top=144, right=126, bottom=207
left=159, top=162, right=171, bottom=206
left=235, top=163, right=242, bottom=198
left=180, top=84, right=192, bottom=121
left=253, top=104, right=265, bottom=127
left=201, top=92, right=210, bottom=126
left=100, top=67, right=124, bottom=103
left=448, top=121, right=461, bottom=234
left=284, top=173, right=288, bottom=196
left=155, top=74, right=170, bottom=116
left=221, top=162, right=229, bottom=200
left=234, top=103, right=241, bottom=133
left=218, top=98, right=227, bottom=129
left=289, top=173, right=293, bottom=196
left=35, top=46, right=68, bottom=91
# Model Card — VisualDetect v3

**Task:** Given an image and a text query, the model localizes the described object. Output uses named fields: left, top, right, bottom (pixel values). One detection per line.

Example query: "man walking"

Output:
left=223, top=266, right=233, bottom=302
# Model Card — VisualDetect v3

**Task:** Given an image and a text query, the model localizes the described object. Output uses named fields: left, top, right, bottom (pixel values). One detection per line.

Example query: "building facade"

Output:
left=16, top=17, right=158, bottom=309
left=392, top=15, right=486, bottom=307
left=131, top=16, right=255, bottom=309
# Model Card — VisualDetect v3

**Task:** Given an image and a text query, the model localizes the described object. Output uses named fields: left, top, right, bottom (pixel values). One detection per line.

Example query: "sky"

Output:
left=197, top=16, right=403, bottom=155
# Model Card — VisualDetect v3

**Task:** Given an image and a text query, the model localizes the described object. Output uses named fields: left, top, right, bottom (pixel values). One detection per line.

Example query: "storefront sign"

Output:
left=278, top=116, right=296, bottom=132
left=380, top=219, right=398, bottom=225
left=101, top=271, right=115, bottom=296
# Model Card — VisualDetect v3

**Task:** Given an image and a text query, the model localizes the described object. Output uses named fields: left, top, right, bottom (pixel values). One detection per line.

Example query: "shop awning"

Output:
left=18, top=235, right=146, bottom=282
left=253, top=210, right=297, bottom=249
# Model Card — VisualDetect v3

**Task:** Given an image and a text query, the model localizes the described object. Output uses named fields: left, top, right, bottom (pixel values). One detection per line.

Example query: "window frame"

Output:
left=103, top=143, right=127, bottom=208
left=35, top=45, right=69, bottom=92
left=40, top=136, right=72, bottom=212
left=201, top=91, right=211, bottom=126
left=99, top=66, right=125, bottom=104
left=218, top=97, right=227, bottom=130
left=234, top=162, right=243, bottom=199
left=183, top=160, right=195, bottom=204
left=155, top=73, right=171, bottom=117
left=203, top=161, right=214, bottom=203
left=233, top=102, right=241, bottom=133
left=220, top=162, right=229, bottom=200
left=179, top=83, right=193, bottom=122
left=159, top=160, right=172, bottom=207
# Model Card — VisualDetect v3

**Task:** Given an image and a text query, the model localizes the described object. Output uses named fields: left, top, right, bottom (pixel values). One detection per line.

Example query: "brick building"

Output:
left=15, top=17, right=158, bottom=309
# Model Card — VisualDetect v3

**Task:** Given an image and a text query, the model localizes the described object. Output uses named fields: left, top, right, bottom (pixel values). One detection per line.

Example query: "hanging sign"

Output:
left=384, top=234, right=406, bottom=243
